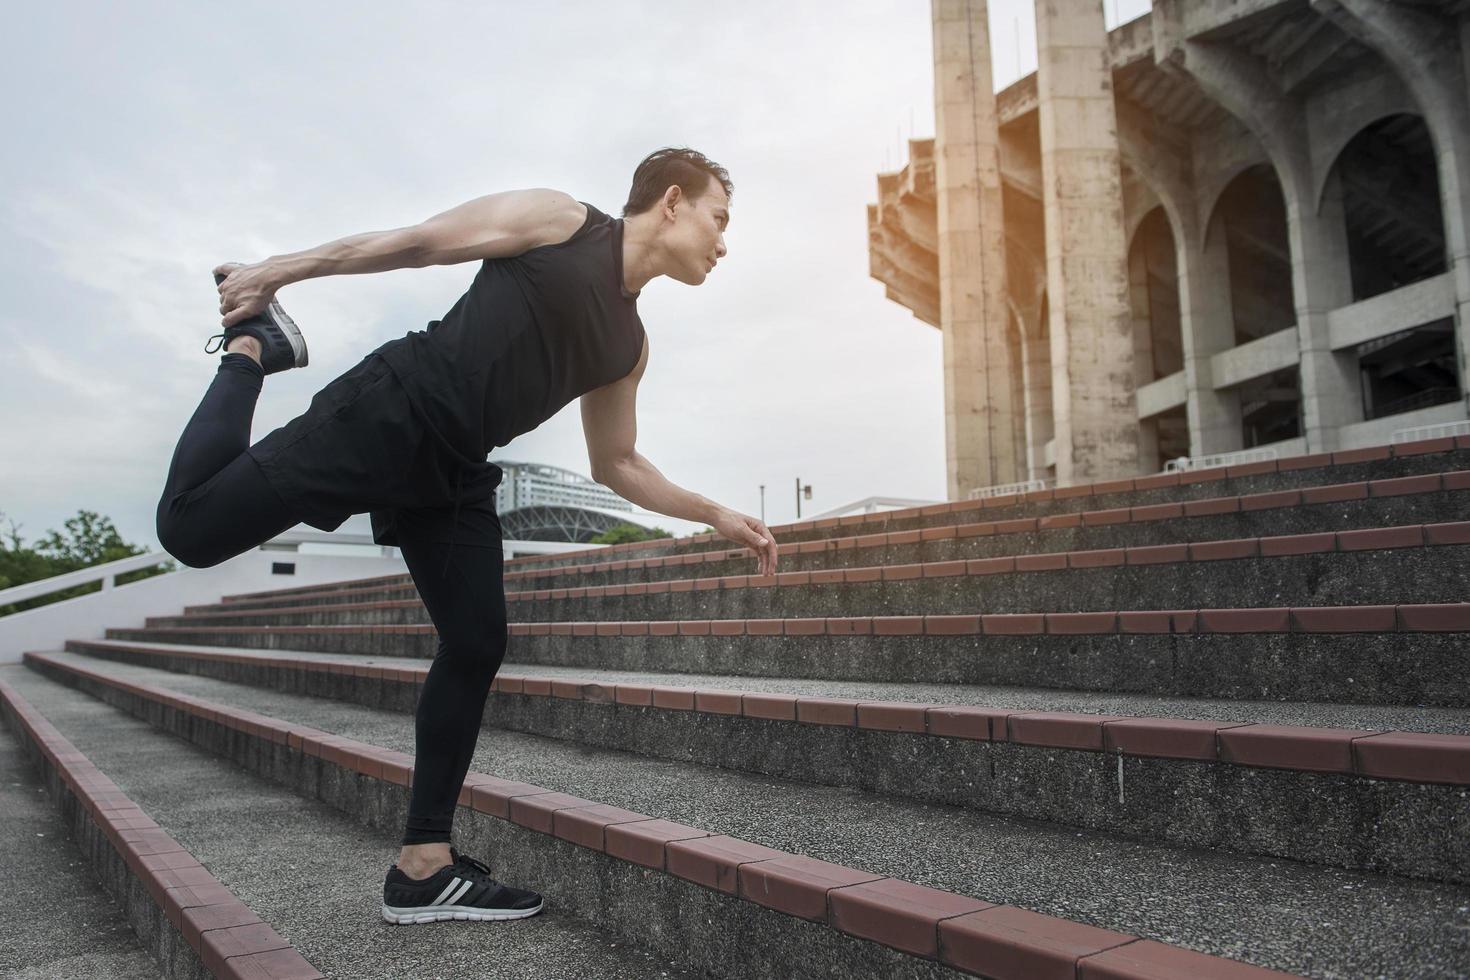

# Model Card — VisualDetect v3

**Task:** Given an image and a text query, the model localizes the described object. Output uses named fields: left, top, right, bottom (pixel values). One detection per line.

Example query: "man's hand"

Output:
left=710, top=507, right=779, bottom=577
left=213, top=260, right=283, bottom=328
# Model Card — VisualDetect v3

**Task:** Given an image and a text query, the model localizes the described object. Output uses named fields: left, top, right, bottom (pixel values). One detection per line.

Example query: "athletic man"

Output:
left=155, top=147, right=780, bottom=924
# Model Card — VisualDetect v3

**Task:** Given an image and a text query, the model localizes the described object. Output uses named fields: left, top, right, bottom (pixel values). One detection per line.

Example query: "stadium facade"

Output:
left=870, top=0, right=1470, bottom=499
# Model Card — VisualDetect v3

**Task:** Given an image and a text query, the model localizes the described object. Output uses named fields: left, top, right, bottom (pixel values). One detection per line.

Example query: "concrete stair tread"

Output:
left=0, top=726, right=162, bottom=980
left=0, top=664, right=695, bottom=980
left=199, top=476, right=1470, bottom=608
left=71, top=637, right=1470, bottom=736
left=499, top=443, right=1470, bottom=571
left=151, top=531, right=1470, bottom=627
left=25, top=649, right=1470, bottom=979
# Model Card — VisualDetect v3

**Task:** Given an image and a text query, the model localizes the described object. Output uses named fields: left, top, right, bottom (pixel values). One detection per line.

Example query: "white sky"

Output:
left=0, top=0, right=1150, bottom=548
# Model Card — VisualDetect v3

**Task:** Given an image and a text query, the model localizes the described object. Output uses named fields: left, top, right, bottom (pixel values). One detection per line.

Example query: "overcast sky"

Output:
left=1, top=0, right=1150, bottom=550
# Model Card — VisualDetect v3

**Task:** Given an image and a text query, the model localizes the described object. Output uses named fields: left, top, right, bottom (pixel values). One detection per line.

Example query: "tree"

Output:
left=0, top=509, right=172, bottom=617
left=34, top=510, right=142, bottom=569
left=588, top=522, right=673, bottom=545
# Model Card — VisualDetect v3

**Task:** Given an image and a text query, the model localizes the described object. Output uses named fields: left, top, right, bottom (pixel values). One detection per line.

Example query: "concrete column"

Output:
left=1128, top=246, right=1162, bottom=468
left=1153, top=3, right=1359, bottom=452
left=932, top=0, right=1023, bottom=499
left=1292, top=171, right=1359, bottom=445
left=1008, top=315, right=1029, bottom=476
left=1183, top=228, right=1244, bottom=453
left=1116, top=111, right=1239, bottom=459
left=1015, top=302, right=1054, bottom=480
left=1035, top=0, right=1140, bottom=484
left=1314, top=0, right=1470, bottom=406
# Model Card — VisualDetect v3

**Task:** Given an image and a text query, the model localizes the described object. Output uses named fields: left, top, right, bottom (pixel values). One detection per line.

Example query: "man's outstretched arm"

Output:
left=581, top=337, right=780, bottom=577
left=213, top=189, right=585, bottom=327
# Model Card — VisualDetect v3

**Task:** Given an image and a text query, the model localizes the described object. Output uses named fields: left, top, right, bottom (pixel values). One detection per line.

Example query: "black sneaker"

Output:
left=204, top=271, right=308, bottom=375
left=381, top=848, right=544, bottom=924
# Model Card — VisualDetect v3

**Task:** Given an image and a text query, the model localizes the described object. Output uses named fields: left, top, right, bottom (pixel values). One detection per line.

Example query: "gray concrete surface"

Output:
left=23, top=652, right=1470, bottom=979
left=96, top=625, right=1470, bottom=708
left=503, top=451, right=1470, bottom=569
left=53, top=639, right=1470, bottom=883
left=0, top=728, right=161, bottom=980
left=72, top=638, right=1470, bottom=734
left=1, top=664, right=695, bottom=980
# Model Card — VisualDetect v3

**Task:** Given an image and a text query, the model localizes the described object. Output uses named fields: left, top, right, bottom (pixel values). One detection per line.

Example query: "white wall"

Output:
left=0, top=549, right=406, bottom=663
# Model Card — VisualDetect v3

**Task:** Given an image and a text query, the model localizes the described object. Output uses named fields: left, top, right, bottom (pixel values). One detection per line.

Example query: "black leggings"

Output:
left=157, top=353, right=507, bottom=845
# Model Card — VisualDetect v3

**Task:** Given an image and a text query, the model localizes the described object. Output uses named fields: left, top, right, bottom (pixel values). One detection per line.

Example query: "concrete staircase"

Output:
left=4, top=435, right=1470, bottom=978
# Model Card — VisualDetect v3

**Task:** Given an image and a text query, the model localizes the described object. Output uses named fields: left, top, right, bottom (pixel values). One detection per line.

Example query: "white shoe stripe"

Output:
left=429, top=876, right=462, bottom=907
left=445, top=879, right=475, bottom=907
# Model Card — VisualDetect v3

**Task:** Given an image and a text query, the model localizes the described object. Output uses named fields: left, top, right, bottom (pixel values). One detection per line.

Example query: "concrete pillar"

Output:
left=1116, top=113, right=1239, bottom=460
left=1184, top=227, right=1244, bottom=453
left=1314, top=0, right=1470, bottom=406
left=932, top=0, right=1023, bottom=499
left=1291, top=171, right=1359, bottom=445
left=1153, top=2, right=1359, bottom=452
left=1015, top=302, right=1054, bottom=480
left=1035, top=0, right=1140, bottom=484
left=1128, top=245, right=1162, bottom=468
left=1008, top=314, right=1029, bottom=475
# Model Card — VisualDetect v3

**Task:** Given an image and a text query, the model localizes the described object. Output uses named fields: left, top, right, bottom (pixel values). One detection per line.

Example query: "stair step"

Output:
left=190, top=479, right=1470, bottom=612
left=106, top=601, right=1470, bottom=707
left=0, top=712, right=161, bottom=979
left=501, top=440, right=1470, bottom=572
left=56, top=638, right=1470, bottom=884
left=143, top=530, right=1470, bottom=630
left=0, top=664, right=695, bottom=980
left=0, top=667, right=321, bottom=980
left=502, top=483, right=1470, bottom=591
left=17, top=652, right=1358, bottom=980
left=25, top=643, right=1470, bottom=980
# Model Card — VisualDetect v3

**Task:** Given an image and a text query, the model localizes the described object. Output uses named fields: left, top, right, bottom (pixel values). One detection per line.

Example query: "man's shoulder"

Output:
left=526, top=193, right=596, bottom=250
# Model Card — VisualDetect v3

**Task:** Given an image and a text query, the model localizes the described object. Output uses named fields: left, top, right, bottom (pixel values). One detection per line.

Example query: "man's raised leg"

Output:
left=155, top=343, right=297, bottom=568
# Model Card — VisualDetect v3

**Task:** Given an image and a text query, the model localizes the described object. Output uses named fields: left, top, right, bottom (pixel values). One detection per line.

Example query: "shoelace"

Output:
left=451, top=849, right=499, bottom=884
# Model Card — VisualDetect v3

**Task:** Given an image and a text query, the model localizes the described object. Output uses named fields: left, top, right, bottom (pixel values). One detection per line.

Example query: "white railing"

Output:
left=0, top=550, right=174, bottom=609
left=0, top=540, right=407, bottom=663
left=966, top=479, right=1052, bottom=500
left=1391, top=419, right=1470, bottom=443
left=1164, top=447, right=1279, bottom=473
left=805, top=496, right=941, bottom=520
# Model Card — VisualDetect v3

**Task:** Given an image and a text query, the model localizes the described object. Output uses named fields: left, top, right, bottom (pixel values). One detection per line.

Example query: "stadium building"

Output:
left=870, top=0, right=1470, bottom=499
left=492, top=460, right=662, bottom=542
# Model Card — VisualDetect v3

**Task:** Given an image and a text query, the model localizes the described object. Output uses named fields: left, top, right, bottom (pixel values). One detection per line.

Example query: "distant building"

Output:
left=491, top=460, right=658, bottom=543
left=870, top=0, right=1470, bottom=499
left=494, top=460, right=633, bottom=515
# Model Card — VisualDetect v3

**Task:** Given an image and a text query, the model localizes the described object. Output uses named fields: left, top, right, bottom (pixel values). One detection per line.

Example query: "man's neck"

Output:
left=620, top=212, right=662, bottom=294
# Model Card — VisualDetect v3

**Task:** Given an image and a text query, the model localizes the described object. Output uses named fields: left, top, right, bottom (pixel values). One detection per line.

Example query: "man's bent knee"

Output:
left=156, top=506, right=226, bottom=569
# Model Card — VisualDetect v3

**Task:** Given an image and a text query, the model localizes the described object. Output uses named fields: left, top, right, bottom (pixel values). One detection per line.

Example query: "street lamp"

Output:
left=759, top=484, right=765, bottom=523
left=795, top=478, right=812, bottom=518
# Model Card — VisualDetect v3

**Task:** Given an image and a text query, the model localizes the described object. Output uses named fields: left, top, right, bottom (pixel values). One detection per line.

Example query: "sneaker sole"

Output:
left=262, top=299, right=309, bottom=368
left=380, top=900, right=544, bottom=924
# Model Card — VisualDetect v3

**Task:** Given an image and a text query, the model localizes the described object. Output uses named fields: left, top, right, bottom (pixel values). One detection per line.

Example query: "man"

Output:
left=156, top=147, right=780, bottom=924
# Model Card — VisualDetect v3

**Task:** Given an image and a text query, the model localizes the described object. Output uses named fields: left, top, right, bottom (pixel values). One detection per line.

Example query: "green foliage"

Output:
left=587, top=522, right=674, bottom=545
left=0, top=509, right=174, bottom=617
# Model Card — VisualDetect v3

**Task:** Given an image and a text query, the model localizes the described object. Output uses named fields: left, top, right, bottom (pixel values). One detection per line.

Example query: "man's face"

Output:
left=668, top=175, right=729, bottom=285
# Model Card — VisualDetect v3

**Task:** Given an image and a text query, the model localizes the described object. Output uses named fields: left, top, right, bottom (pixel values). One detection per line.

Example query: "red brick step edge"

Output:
left=0, top=677, right=323, bottom=980
left=22, top=652, right=1297, bottom=980
left=502, top=436, right=1470, bottom=567
left=65, top=640, right=1470, bottom=786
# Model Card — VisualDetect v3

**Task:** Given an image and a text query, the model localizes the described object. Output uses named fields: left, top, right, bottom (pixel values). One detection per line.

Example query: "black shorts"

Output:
left=246, top=352, right=503, bottom=548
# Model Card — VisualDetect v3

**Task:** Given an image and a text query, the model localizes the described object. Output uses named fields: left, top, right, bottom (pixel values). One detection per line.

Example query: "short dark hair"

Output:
left=622, top=147, right=733, bottom=217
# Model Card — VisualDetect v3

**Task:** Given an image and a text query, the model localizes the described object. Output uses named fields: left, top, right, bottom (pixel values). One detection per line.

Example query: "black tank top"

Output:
left=375, top=201, right=646, bottom=466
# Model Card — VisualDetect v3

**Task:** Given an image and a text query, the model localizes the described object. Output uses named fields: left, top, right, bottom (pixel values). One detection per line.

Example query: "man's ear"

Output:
left=662, top=184, right=683, bottom=221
